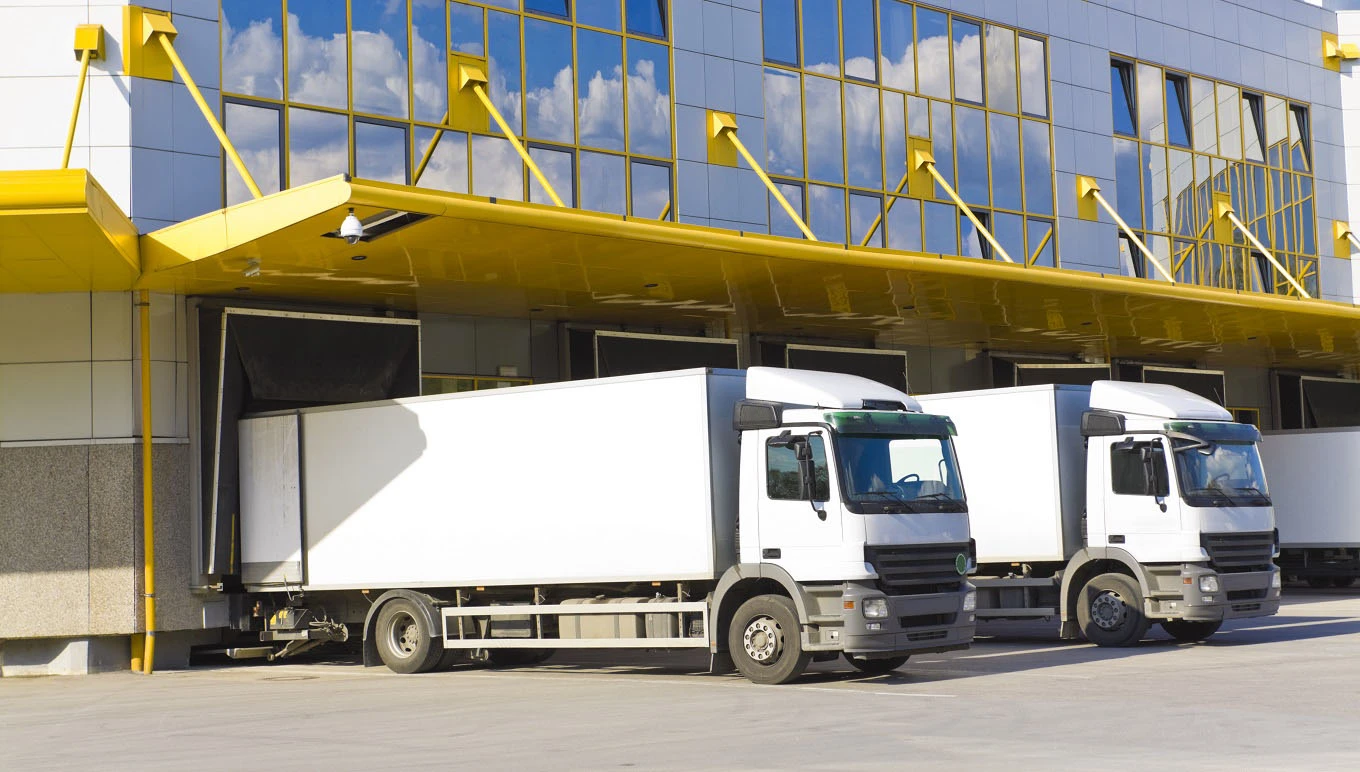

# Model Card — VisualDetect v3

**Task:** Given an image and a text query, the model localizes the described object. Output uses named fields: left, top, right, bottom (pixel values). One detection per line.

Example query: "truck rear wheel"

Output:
left=1160, top=619, right=1222, bottom=643
left=844, top=654, right=909, bottom=674
left=1076, top=573, right=1150, bottom=647
left=728, top=595, right=811, bottom=685
left=375, top=599, right=443, bottom=674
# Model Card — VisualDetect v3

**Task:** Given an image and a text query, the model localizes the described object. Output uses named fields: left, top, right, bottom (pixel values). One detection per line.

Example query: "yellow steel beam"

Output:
left=1027, top=227, right=1053, bottom=266
left=458, top=64, right=564, bottom=207
left=1335, top=220, right=1360, bottom=257
left=412, top=110, right=450, bottom=186
left=62, top=26, right=103, bottom=170
left=151, top=30, right=263, bottom=199
left=707, top=111, right=815, bottom=241
left=914, top=146, right=1013, bottom=262
left=1076, top=176, right=1175, bottom=283
left=137, top=290, right=156, bottom=674
left=1216, top=195, right=1311, bottom=298
left=859, top=167, right=912, bottom=247
left=657, top=199, right=672, bottom=221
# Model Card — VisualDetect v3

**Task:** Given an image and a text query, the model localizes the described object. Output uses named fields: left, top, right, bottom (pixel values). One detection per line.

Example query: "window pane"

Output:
left=450, top=2, right=484, bottom=55
left=1019, top=36, right=1047, bottom=117
left=471, top=134, right=524, bottom=200
left=907, top=95, right=929, bottom=138
left=915, top=8, right=949, bottom=98
left=1290, top=106, right=1311, bottom=173
left=1217, top=84, right=1242, bottom=159
left=886, top=197, right=922, bottom=251
left=1110, top=61, right=1136, bottom=137
left=924, top=201, right=957, bottom=254
left=1300, top=176, right=1315, bottom=254
left=627, top=40, right=671, bottom=156
left=1191, top=78, right=1216, bottom=155
left=802, top=0, right=840, bottom=75
left=879, top=0, right=914, bottom=91
left=955, top=106, right=989, bottom=206
left=224, top=102, right=281, bottom=205
left=990, top=114, right=1021, bottom=211
left=626, top=0, right=667, bottom=38
left=843, top=0, right=876, bottom=81
left=763, top=0, right=798, bottom=65
left=355, top=121, right=408, bottom=183
left=930, top=99, right=953, bottom=188
left=578, top=0, right=621, bottom=31
left=631, top=161, right=672, bottom=218
left=1021, top=119, right=1053, bottom=216
left=526, top=0, right=569, bottom=17
left=805, top=76, right=844, bottom=183
left=961, top=212, right=987, bottom=259
left=1027, top=218, right=1055, bottom=267
left=579, top=150, right=626, bottom=213
left=1143, top=144, right=1167, bottom=233
left=846, top=84, right=882, bottom=189
left=765, top=68, right=804, bottom=176
left=809, top=184, right=847, bottom=243
left=883, top=90, right=906, bottom=188
left=1137, top=63, right=1164, bottom=143
left=952, top=19, right=983, bottom=104
left=483, top=0, right=520, bottom=9
left=1243, top=94, right=1265, bottom=163
left=993, top=212, right=1024, bottom=263
left=1168, top=149, right=1193, bottom=237
left=1165, top=75, right=1190, bottom=148
left=352, top=0, right=408, bottom=117
left=986, top=26, right=1017, bottom=114
left=223, top=0, right=283, bottom=99
left=850, top=193, right=883, bottom=247
left=413, top=127, right=468, bottom=193
left=529, top=145, right=575, bottom=206
left=488, top=11, right=524, bottom=134
left=1113, top=137, right=1142, bottom=228
left=286, top=0, right=348, bottom=110
left=1265, top=96, right=1288, bottom=152
left=577, top=30, right=625, bottom=151
left=767, top=436, right=829, bottom=500
left=412, top=0, right=447, bottom=123
left=770, top=181, right=806, bottom=238
left=289, top=108, right=348, bottom=185
left=524, top=19, right=574, bottom=142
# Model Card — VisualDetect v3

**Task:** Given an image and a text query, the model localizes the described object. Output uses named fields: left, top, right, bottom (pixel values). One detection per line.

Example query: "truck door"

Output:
left=1102, top=437, right=1180, bottom=555
left=757, top=430, right=845, bottom=579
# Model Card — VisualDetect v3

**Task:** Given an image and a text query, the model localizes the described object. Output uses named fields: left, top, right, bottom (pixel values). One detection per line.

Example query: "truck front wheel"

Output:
left=375, top=599, right=443, bottom=674
left=728, top=595, right=811, bottom=685
left=1076, top=573, right=1150, bottom=647
left=1160, top=619, right=1222, bottom=643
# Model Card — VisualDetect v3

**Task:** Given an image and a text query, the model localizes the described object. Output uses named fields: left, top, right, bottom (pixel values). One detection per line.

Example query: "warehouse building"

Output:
left=4, top=0, right=1360, bottom=674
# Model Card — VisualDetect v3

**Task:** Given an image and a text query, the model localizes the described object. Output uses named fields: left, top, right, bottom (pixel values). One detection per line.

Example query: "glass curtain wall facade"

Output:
left=761, top=0, right=1056, bottom=265
left=1110, top=58, right=1318, bottom=297
left=221, top=0, right=675, bottom=218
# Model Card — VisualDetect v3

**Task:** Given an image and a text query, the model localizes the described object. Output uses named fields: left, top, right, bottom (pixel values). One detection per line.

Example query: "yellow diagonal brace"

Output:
left=412, top=110, right=450, bottom=185
left=458, top=64, right=564, bottom=207
left=1077, top=176, right=1175, bottom=283
left=916, top=148, right=1013, bottom=263
left=708, top=111, right=816, bottom=241
left=1027, top=227, right=1052, bottom=266
left=152, top=32, right=263, bottom=199
left=859, top=167, right=911, bottom=246
left=1217, top=197, right=1311, bottom=298
left=62, top=25, right=104, bottom=169
left=1335, top=220, right=1360, bottom=257
left=657, top=200, right=672, bottom=220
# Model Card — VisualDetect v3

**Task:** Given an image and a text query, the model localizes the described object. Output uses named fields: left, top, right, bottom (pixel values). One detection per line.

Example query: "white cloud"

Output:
left=764, top=69, right=802, bottom=177
left=627, top=58, right=670, bottom=157
left=578, top=64, right=625, bottom=150
left=222, top=15, right=283, bottom=99
left=286, top=13, right=349, bottom=110
left=471, top=135, right=524, bottom=201
left=225, top=103, right=281, bottom=206
left=415, top=131, right=469, bottom=194
left=351, top=28, right=409, bottom=118
left=526, top=66, right=575, bottom=143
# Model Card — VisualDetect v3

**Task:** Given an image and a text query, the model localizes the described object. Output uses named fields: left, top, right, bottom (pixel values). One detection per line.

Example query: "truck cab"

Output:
left=715, top=368, right=976, bottom=681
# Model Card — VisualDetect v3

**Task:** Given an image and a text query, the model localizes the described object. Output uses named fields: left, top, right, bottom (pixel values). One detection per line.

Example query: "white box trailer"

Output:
left=1259, top=428, right=1360, bottom=586
left=236, top=368, right=976, bottom=683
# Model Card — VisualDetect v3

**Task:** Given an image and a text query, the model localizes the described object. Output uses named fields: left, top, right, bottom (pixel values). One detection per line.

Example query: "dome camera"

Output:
left=340, top=208, right=364, bottom=245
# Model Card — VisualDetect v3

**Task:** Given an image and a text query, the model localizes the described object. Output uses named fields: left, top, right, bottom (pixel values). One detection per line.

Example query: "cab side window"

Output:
left=766, top=435, right=831, bottom=500
left=1110, top=439, right=1169, bottom=497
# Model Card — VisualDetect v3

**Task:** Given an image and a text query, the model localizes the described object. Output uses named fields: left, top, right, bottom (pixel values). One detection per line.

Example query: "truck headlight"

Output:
left=1271, top=571, right=1282, bottom=590
left=1198, top=575, right=1220, bottom=593
left=962, top=591, right=977, bottom=612
left=862, top=598, right=889, bottom=619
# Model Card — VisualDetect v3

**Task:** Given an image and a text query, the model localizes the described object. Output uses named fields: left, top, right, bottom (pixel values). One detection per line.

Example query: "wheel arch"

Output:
left=361, top=589, right=443, bottom=667
left=1059, top=547, right=1150, bottom=624
left=710, top=563, right=814, bottom=651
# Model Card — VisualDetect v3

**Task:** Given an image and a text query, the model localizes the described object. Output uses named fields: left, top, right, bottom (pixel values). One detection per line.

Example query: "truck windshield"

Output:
left=836, top=434, right=966, bottom=513
left=1172, top=438, right=1271, bottom=508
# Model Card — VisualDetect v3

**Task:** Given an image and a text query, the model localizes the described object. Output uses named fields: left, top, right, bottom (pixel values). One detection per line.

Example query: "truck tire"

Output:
left=728, top=594, right=811, bottom=685
left=844, top=654, right=909, bottom=674
left=1160, top=619, right=1222, bottom=643
left=1076, top=573, right=1150, bottom=648
left=1307, top=577, right=1331, bottom=589
left=1333, top=577, right=1356, bottom=588
left=375, top=599, right=444, bottom=674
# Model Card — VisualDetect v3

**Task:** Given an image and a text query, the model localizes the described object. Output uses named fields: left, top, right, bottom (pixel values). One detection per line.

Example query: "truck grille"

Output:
left=899, top=613, right=957, bottom=629
left=865, top=543, right=968, bottom=596
left=1201, top=532, right=1275, bottom=573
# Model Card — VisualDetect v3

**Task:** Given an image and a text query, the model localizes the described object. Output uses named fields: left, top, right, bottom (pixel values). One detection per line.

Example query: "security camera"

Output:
left=340, top=208, right=364, bottom=245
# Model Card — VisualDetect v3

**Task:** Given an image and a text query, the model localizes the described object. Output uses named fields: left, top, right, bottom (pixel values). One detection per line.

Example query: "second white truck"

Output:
left=917, top=382, right=1280, bottom=646
left=1259, top=427, right=1360, bottom=587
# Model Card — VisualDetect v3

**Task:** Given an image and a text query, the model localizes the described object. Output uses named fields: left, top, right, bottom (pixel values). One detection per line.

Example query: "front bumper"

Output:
left=836, top=584, right=976, bottom=656
left=1149, top=565, right=1280, bottom=622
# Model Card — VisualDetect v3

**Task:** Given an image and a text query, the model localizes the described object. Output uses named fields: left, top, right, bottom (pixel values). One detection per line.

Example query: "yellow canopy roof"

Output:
left=0, top=169, right=139, bottom=292
left=137, top=176, right=1360, bottom=370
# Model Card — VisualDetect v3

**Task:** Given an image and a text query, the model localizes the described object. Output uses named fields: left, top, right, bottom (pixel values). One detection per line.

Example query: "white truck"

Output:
left=235, top=367, right=976, bottom=684
left=1259, top=428, right=1360, bottom=587
left=916, top=381, right=1280, bottom=646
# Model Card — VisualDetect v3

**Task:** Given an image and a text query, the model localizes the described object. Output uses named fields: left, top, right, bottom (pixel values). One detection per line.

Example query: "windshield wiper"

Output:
left=1231, top=486, right=1272, bottom=503
left=912, top=491, right=966, bottom=510
left=854, top=491, right=920, bottom=513
left=1184, top=487, right=1234, bottom=505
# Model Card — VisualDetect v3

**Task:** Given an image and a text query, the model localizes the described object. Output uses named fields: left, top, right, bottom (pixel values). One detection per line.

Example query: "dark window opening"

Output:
left=767, top=435, right=831, bottom=500
left=1165, top=73, right=1192, bottom=147
left=1111, top=60, right=1137, bottom=137
left=1111, top=440, right=1169, bottom=497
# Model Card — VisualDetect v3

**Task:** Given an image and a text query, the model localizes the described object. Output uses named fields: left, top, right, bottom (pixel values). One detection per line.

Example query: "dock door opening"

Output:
left=569, top=330, right=739, bottom=378
left=1277, top=374, right=1360, bottom=429
left=759, top=343, right=908, bottom=392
